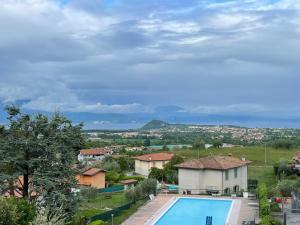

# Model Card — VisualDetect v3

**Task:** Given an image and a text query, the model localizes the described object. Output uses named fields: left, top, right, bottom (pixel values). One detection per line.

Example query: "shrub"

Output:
left=140, top=179, right=157, bottom=196
left=270, top=202, right=281, bottom=212
left=14, top=198, right=36, bottom=225
left=0, top=197, right=19, bottom=225
left=88, top=220, right=104, bottom=225
left=276, top=179, right=299, bottom=197
left=258, top=183, right=270, bottom=217
left=260, top=215, right=271, bottom=225
left=30, top=208, right=66, bottom=225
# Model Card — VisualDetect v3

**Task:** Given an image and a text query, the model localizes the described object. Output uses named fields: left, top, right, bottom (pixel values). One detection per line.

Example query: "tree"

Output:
left=149, top=167, right=165, bottom=181
left=192, top=140, right=205, bottom=149
left=272, top=139, right=294, bottom=149
left=213, top=140, right=222, bottom=148
left=140, top=178, right=157, bottom=196
left=144, top=139, right=151, bottom=147
left=0, top=106, right=84, bottom=218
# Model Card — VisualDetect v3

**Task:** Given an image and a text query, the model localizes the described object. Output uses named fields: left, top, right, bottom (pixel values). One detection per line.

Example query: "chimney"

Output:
left=242, top=157, right=246, bottom=161
left=149, top=156, right=152, bottom=161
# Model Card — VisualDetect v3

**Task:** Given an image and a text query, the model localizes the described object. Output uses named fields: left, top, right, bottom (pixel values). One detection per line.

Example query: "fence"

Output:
left=248, top=179, right=258, bottom=189
left=97, top=185, right=124, bottom=193
left=88, top=201, right=136, bottom=223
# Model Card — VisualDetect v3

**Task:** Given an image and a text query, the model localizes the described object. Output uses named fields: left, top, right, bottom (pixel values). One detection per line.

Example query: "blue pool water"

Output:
left=154, top=198, right=232, bottom=225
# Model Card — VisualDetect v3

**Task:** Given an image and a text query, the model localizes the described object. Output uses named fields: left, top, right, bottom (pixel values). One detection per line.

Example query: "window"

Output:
left=225, top=170, right=229, bottom=180
left=234, top=168, right=238, bottom=178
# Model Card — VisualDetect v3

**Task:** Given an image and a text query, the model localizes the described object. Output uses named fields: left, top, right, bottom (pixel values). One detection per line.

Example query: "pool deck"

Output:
left=121, top=194, right=258, bottom=225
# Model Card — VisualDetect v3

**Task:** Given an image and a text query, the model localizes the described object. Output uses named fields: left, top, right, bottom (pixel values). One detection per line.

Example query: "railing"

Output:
left=97, top=185, right=124, bottom=193
left=88, top=201, right=135, bottom=223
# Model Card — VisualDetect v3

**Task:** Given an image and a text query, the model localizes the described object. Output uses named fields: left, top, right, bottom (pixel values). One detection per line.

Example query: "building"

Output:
left=175, top=155, right=251, bottom=195
left=133, top=152, right=174, bottom=177
left=119, top=179, right=138, bottom=190
left=78, top=148, right=113, bottom=162
left=75, top=168, right=106, bottom=189
left=293, top=151, right=300, bottom=164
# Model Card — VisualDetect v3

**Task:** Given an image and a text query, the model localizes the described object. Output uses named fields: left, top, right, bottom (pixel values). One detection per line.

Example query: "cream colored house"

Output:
left=133, top=153, right=174, bottom=177
left=175, top=155, right=251, bottom=195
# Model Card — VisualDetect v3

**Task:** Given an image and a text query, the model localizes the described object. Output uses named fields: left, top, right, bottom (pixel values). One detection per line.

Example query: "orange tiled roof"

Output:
left=175, top=155, right=251, bottom=170
left=119, top=179, right=138, bottom=185
left=80, top=148, right=111, bottom=155
left=133, top=152, right=174, bottom=162
left=82, top=168, right=106, bottom=176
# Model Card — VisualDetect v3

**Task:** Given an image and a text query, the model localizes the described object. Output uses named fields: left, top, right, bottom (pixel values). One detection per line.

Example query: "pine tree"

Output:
left=0, top=106, right=84, bottom=218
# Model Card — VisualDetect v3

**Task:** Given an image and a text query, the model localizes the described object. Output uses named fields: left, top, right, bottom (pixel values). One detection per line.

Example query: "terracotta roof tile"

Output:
left=175, top=155, right=251, bottom=170
left=119, top=179, right=138, bottom=185
left=82, top=168, right=106, bottom=176
left=133, top=152, right=174, bottom=161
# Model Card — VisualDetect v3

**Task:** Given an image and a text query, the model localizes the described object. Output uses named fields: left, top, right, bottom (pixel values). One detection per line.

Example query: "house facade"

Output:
left=75, top=168, right=106, bottom=189
left=133, top=152, right=174, bottom=177
left=78, top=148, right=113, bottom=163
left=175, top=155, right=251, bottom=195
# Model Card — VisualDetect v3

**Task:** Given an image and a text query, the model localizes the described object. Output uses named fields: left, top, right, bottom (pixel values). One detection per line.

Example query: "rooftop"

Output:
left=119, top=179, right=138, bottom=185
left=80, top=148, right=111, bottom=155
left=175, top=155, right=251, bottom=170
left=82, top=168, right=106, bottom=176
left=133, top=152, right=174, bottom=162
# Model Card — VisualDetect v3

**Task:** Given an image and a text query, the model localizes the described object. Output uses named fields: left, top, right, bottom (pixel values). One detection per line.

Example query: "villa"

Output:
left=175, top=155, right=251, bottom=195
left=75, top=168, right=106, bottom=189
left=133, top=152, right=174, bottom=177
left=78, top=148, right=113, bottom=163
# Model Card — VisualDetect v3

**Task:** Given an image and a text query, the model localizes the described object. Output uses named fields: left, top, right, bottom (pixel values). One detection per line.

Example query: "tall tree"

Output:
left=0, top=106, right=84, bottom=218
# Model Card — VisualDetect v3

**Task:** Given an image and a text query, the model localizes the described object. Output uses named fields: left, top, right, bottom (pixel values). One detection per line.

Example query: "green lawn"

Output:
left=76, top=192, right=127, bottom=218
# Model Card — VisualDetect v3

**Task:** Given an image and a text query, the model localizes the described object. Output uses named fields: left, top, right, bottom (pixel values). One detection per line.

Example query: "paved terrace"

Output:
left=122, top=194, right=258, bottom=225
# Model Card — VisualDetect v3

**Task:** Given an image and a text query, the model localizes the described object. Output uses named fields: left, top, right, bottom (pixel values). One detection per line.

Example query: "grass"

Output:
left=76, top=192, right=127, bottom=218
left=248, top=166, right=276, bottom=187
left=174, top=146, right=297, bottom=166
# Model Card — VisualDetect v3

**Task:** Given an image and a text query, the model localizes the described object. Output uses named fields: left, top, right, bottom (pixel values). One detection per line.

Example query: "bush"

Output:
left=260, top=215, right=271, bottom=225
left=88, top=220, right=104, bottom=225
left=0, top=197, right=19, bottom=225
left=14, top=199, right=36, bottom=225
left=149, top=167, right=165, bottom=181
left=272, top=139, right=294, bottom=149
left=258, top=183, right=270, bottom=217
left=276, top=180, right=299, bottom=197
left=270, top=202, right=281, bottom=212
left=140, top=179, right=157, bottom=196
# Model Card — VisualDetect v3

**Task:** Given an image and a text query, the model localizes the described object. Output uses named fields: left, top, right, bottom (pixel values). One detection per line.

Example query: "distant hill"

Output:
left=141, top=120, right=170, bottom=130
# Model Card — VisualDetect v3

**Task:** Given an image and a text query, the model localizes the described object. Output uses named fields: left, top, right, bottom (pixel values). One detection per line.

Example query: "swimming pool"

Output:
left=153, top=198, right=233, bottom=225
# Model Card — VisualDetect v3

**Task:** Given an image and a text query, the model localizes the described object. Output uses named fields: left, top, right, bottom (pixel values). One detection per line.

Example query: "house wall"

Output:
left=135, top=160, right=167, bottom=177
left=178, top=166, right=248, bottom=194
left=91, top=172, right=106, bottom=189
left=75, top=172, right=106, bottom=189
left=78, top=154, right=105, bottom=162
left=223, top=166, right=248, bottom=192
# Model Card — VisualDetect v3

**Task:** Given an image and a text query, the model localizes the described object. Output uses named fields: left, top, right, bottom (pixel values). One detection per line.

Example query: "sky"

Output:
left=1, top=0, right=300, bottom=128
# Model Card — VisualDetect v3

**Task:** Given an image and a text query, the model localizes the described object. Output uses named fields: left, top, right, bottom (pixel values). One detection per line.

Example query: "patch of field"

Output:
left=248, top=166, right=277, bottom=187
left=173, top=147, right=298, bottom=166
left=76, top=192, right=127, bottom=218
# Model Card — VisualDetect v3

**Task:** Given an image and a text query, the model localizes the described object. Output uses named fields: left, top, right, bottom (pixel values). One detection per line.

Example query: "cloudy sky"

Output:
left=1, top=0, right=300, bottom=127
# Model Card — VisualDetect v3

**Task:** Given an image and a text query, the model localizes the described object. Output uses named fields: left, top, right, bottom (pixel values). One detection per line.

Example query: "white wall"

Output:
left=178, top=166, right=248, bottom=194
left=134, top=160, right=166, bottom=177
